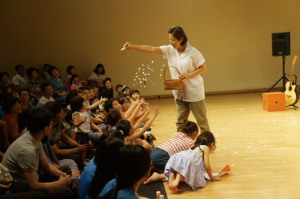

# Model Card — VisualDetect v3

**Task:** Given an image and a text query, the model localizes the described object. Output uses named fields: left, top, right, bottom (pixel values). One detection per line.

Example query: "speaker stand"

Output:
left=267, top=55, right=289, bottom=92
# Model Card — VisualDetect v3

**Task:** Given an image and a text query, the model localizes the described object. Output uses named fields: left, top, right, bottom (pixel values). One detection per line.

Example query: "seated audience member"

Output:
left=115, top=84, right=123, bottom=98
left=11, top=65, right=28, bottom=91
left=122, top=85, right=130, bottom=95
left=107, top=109, right=123, bottom=130
left=89, top=87, right=95, bottom=99
left=90, top=83, right=99, bottom=98
left=85, top=135, right=124, bottom=199
left=0, top=72, right=18, bottom=97
left=70, top=97, right=103, bottom=165
left=19, top=89, right=35, bottom=112
left=36, top=83, right=55, bottom=108
left=43, top=101, right=87, bottom=169
left=87, top=64, right=105, bottom=88
left=1, top=108, right=72, bottom=199
left=100, top=78, right=113, bottom=99
left=48, top=66, right=69, bottom=102
left=77, top=133, right=107, bottom=199
left=66, top=65, right=87, bottom=85
left=70, top=74, right=82, bottom=90
left=129, top=89, right=140, bottom=101
left=26, top=67, right=42, bottom=103
left=98, top=145, right=151, bottom=199
left=65, top=90, right=79, bottom=110
left=2, top=97, right=22, bottom=143
left=118, top=94, right=132, bottom=113
left=18, top=89, right=36, bottom=134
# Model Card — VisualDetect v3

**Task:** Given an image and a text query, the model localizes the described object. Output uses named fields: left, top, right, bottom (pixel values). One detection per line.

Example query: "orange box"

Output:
left=262, top=92, right=285, bottom=112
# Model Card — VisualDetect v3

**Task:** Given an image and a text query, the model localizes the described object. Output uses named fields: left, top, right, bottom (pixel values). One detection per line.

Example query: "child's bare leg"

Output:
left=168, top=173, right=176, bottom=191
left=170, top=172, right=185, bottom=190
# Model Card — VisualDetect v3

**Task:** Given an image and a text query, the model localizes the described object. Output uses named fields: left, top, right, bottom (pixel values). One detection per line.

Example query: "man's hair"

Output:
left=41, top=83, right=51, bottom=92
left=48, top=66, right=58, bottom=77
left=42, top=101, right=62, bottom=115
left=15, top=65, right=24, bottom=71
left=28, top=108, right=54, bottom=134
left=26, top=67, right=39, bottom=78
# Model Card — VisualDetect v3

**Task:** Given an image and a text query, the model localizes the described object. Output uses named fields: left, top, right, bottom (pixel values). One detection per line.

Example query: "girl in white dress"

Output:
left=164, top=131, right=221, bottom=192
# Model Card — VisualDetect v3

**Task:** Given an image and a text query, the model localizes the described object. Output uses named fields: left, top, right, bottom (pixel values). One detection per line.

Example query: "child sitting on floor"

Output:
left=129, top=89, right=140, bottom=102
left=116, top=84, right=123, bottom=99
left=165, top=131, right=221, bottom=192
left=116, top=105, right=159, bottom=153
left=70, top=96, right=103, bottom=165
left=70, top=74, right=82, bottom=90
left=122, top=85, right=130, bottom=95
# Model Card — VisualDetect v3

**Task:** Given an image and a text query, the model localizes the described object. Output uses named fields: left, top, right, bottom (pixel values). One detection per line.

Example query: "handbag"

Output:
left=163, top=66, right=183, bottom=90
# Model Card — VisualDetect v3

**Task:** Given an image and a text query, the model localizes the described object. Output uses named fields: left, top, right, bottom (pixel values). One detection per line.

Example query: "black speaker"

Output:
left=272, top=32, right=290, bottom=56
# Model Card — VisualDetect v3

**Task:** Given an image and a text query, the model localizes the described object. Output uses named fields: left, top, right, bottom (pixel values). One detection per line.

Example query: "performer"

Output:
left=123, top=26, right=210, bottom=132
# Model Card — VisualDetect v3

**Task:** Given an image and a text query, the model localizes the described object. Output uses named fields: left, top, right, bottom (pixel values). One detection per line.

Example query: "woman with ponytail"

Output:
left=164, top=131, right=221, bottom=192
left=97, top=145, right=151, bottom=199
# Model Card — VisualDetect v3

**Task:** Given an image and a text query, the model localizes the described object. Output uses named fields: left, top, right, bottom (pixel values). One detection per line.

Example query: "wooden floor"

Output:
left=146, top=92, right=300, bottom=199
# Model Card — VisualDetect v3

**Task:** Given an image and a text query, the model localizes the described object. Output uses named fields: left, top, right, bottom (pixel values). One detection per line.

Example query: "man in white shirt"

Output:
left=11, top=65, right=28, bottom=90
left=37, top=83, right=55, bottom=108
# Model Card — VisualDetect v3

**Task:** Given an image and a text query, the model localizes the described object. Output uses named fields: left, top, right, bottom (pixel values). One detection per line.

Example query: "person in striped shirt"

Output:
left=144, top=120, right=198, bottom=184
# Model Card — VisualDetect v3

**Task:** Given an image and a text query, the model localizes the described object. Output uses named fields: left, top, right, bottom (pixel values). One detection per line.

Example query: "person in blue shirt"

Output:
left=78, top=131, right=123, bottom=199
left=97, top=145, right=151, bottom=199
left=48, top=66, right=69, bottom=102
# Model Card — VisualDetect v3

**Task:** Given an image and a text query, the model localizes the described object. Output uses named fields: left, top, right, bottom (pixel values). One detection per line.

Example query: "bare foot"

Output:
left=168, top=173, right=175, bottom=190
left=144, top=172, right=165, bottom=184
left=169, top=173, right=182, bottom=190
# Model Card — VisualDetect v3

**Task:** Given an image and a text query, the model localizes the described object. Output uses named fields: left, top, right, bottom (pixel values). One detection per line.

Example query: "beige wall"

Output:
left=1, top=0, right=299, bottom=97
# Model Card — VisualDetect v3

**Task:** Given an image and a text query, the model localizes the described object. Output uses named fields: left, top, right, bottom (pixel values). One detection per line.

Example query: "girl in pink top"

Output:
left=70, top=74, right=82, bottom=90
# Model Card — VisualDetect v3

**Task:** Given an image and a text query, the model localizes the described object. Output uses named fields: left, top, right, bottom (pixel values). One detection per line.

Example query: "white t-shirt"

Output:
left=36, top=96, right=55, bottom=108
left=11, top=74, right=28, bottom=87
left=88, top=72, right=104, bottom=87
left=160, top=42, right=205, bottom=102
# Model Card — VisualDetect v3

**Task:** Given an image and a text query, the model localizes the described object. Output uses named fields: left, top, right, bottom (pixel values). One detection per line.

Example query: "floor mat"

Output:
left=138, top=181, right=168, bottom=199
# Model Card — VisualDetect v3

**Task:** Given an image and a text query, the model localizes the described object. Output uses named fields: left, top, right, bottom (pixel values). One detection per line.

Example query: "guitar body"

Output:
left=285, top=81, right=299, bottom=105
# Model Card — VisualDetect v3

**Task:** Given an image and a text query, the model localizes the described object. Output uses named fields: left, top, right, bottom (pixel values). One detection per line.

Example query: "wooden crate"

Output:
left=262, top=92, right=285, bottom=112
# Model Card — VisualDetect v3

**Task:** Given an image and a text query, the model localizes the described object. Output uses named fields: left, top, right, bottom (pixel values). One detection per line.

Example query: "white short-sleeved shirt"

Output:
left=11, top=74, right=28, bottom=87
left=160, top=42, right=205, bottom=102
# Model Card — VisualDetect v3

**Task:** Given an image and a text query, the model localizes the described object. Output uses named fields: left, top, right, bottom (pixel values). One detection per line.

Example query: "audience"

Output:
left=36, top=83, right=55, bottom=108
left=100, top=78, right=113, bottom=99
left=130, top=89, right=140, bottom=101
left=11, top=65, right=28, bottom=91
left=0, top=72, right=18, bottom=97
left=115, top=84, right=123, bottom=98
left=1, top=108, right=72, bottom=199
left=87, top=64, right=105, bottom=88
left=19, top=89, right=35, bottom=112
left=2, top=97, right=22, bottom=143
left=26, top=67, right=42, bottom=103
left=48, top=66, right=69, bottom=102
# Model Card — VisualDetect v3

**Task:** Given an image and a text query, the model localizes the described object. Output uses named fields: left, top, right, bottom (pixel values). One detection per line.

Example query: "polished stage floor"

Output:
left=146, top=92, right=300, bottom=199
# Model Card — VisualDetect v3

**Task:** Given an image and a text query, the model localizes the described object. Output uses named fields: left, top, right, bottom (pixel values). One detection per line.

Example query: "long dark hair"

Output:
left=87, top=137, right=124, bottom=198
left=93, top=64, right=105, bottom=75
left=191, top=131, right=216, bottom=151
left=98, top=145, right=151, bottom=199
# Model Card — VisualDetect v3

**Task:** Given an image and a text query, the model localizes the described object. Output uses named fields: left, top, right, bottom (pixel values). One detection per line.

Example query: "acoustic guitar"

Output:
left=285, top=55, right=299, bottom=105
